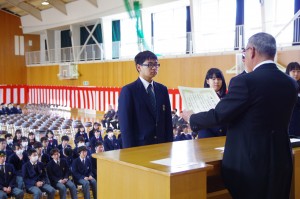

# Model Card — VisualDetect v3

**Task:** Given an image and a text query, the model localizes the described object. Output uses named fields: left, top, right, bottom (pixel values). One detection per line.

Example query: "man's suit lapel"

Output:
left=136, top=78, right=156, bottom=119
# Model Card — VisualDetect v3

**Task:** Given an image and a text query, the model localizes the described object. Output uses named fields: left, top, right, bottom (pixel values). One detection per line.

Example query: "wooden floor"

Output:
left=23, top=189, right=95, bottom=199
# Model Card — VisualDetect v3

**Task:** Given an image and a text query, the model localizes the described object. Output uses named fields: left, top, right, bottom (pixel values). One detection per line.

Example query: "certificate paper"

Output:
left=178, top=86, right=220, bottom=113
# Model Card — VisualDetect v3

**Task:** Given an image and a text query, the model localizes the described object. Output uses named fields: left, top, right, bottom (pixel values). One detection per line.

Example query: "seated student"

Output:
left=88, top=122, right=101, bottom=139
left=28, top=132, right=37, bottom=150
left=171, top=111, right=179, bottom=128
left=74, top=125, right=89, bottom=146
left=176, top=111, right=188, bottom=127
left=45, top=130, right=58, bottom=151
left=91, top=141, right=104, bottom=179
left=89, top=130, right=103, bottom=153
left=33, top=142, right=50, bottom=166
left=180, top=124, right=193, bottom=140
left=62, top=148, right=73, bottom=170
left=73, top=136, right=91, bottom=159
left=57, top=135, right=72, bottom=158
left=103, top=128, right=120, bottom=151
left=40, top=137, right=51, bottom=155
left=0, top=138, right=13, bottom=160
left=5, top=134, right=13, bottom=151
left=72, top=146, right=96, bottom=199
left=20, top=137, right=29, bottom=151
left=13, top=130, right=22, bottom=145
left=22, top=148, right=56, bottom=199
left=0, top=151, right=24, bottom=199
left=8, top=143, right=29, bottom=189
left=47, top=148, right=77, bottom=199
left=15, top=104, right=22, bottom=114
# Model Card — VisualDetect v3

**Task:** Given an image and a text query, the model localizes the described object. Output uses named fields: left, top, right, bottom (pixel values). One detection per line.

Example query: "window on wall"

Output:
left=273, top=0, right=294, bottom=46
left=120, top=17, right=139, bottom=58
left=152, top=6, right=187, bottom=55
left=192, top=0, right=236, bottom=53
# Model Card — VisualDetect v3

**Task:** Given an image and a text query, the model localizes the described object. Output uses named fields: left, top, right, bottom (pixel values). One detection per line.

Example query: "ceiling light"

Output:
left=41, top=0, right=49, bottom=5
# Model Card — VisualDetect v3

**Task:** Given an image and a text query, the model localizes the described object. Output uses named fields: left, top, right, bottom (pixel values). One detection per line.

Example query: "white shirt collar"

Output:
left=253, top=60, right=275, bottom=71
left=139, top=76, right=154, bottom=91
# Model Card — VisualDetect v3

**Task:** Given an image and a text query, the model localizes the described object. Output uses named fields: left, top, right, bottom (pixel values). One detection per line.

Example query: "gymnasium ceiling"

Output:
left=0, top=0, right=98, bottom=21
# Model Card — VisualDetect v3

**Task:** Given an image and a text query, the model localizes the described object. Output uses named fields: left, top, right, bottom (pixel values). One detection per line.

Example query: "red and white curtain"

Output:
left=0, top=85, right=182, bottom=111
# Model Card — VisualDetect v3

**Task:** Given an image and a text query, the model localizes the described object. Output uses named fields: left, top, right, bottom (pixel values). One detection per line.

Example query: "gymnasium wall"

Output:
left=0, top=11, right=40, bottom=85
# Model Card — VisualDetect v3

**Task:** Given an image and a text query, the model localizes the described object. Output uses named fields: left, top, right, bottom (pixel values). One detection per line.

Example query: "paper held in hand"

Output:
left=178, top=86, right=220, bottom=113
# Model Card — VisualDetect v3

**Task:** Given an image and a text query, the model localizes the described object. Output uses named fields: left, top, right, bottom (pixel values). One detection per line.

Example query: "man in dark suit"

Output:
left=118, top=50, right=173, bottom=148
left=101, top=104, right=116, bottom=128
left=72, top=146, right=96, bottom=199
left=46, top=148, right=77, bottom=199
left=0, top=151, right=24, bottom=199
left=183, top=32, right=298, bottom=199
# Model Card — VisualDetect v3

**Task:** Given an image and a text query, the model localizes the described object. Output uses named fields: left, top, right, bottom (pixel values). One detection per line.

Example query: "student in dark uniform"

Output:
left=46, top=130, right=58, bottom=151
left=8, top=143, right=29, bottom=189
left=0, top=138, right=13, bottom=161
left=28, top=132, right=37, bottom=150
left=73, top=136, right=91, bottom=159
left=46, top=148, right=77, bottom=199
left=13, top=130, right=22, bottom=145
left=88, top=122, right=101, bottom=139
left=91, top=141, right=104, bottom=179
left=72, top=146, right=96, bottom=199
left=0, top=151, right=24, bottom=199
left=89, top=130, right=103, bottom=153
left=57, top=135, right=72, bottom=158
left=33, top=142, right=50, bottom=166
left=103, top=128, right=120, bottom=151
left=22, top=148, right=56, bottom=199
left=74, top=125, right=89, bottom=146
left=5, top=134, right=14, bottom=151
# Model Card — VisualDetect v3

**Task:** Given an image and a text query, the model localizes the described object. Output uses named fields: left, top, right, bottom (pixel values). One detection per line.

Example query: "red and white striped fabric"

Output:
left=0, top=85, right=182, bottom=112
left=0, top=85, right=26, bottom=104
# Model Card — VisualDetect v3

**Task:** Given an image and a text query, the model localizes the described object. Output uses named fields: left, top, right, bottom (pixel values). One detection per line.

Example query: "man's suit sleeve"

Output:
left=190, top=76, right=250, bottom=131
left=118, top=86, right=135, bottom=148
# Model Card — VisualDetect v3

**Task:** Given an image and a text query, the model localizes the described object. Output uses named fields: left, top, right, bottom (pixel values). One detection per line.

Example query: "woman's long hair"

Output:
left=204, top=68, right=227, bottom=98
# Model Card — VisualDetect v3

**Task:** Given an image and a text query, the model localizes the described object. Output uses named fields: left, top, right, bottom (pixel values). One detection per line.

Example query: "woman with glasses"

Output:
left=197, top=68, right=227, bottom=138
left=286, top=62, right=300, bottom=136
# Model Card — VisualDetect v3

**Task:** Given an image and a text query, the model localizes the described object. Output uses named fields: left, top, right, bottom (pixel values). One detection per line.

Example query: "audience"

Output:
left=0, top=151, right=24, bottom=199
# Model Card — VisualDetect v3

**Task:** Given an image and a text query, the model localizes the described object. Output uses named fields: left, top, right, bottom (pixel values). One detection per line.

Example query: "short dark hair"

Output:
left=76, top=136, right=85, bottom=143
left=286, top=62, right=300, bottom=75
left=46, top=130, right=54, bottom=136
left=4, top=133, right=12, bottom=139
left=50, top=148, right=60, bottom=156
left=12, top=143, right=21, bottom=151
left=40, top=137, right=48, bottom=143
left=61, top=135, right=69, bottom=142
left=34, top=142, right=43, bottom=149
left=95, top=141, right=103, bottom=148
left=27, top=148, right=37, bottom=156
left=134, top=50, right=158, bottom=66
left=0, top=138, right=6, bottom=143
left=64, top=147, right=73, bottom=157
left=204, top=68, right=227, bottom=98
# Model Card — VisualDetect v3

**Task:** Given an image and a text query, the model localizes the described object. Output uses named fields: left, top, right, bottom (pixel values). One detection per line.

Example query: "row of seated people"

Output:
left=100, top=105, right=119, bottom=129
left=0, top=129, right=112, bottom=199
left=0, top=103, right=22, bottom=115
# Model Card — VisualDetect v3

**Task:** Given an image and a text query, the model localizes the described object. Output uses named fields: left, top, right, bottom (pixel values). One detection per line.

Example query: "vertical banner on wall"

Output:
left=20, top=88, right=25, bottom=104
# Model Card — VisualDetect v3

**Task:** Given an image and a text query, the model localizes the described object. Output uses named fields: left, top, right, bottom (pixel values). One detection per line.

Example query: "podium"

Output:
left=93, top=137, right=300, bottom=199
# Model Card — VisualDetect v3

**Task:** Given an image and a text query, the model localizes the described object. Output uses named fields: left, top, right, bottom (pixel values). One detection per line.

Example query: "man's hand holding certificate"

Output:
left=179, top=86, right=220, bottom=123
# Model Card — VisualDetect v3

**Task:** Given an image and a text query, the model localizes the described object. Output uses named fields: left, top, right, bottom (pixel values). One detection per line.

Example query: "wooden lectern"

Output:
left=93, top=137, right=300, bottom=199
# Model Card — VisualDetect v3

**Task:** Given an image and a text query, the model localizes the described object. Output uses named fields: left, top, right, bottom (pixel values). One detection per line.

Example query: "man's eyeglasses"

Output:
left=141, top=63, right=160, bottom=68
left=242, top=47, right=252, bottom=53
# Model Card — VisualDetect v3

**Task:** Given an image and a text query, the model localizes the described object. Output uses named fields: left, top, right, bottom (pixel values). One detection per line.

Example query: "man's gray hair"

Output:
left=248, top=32, right=277, bottom=58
